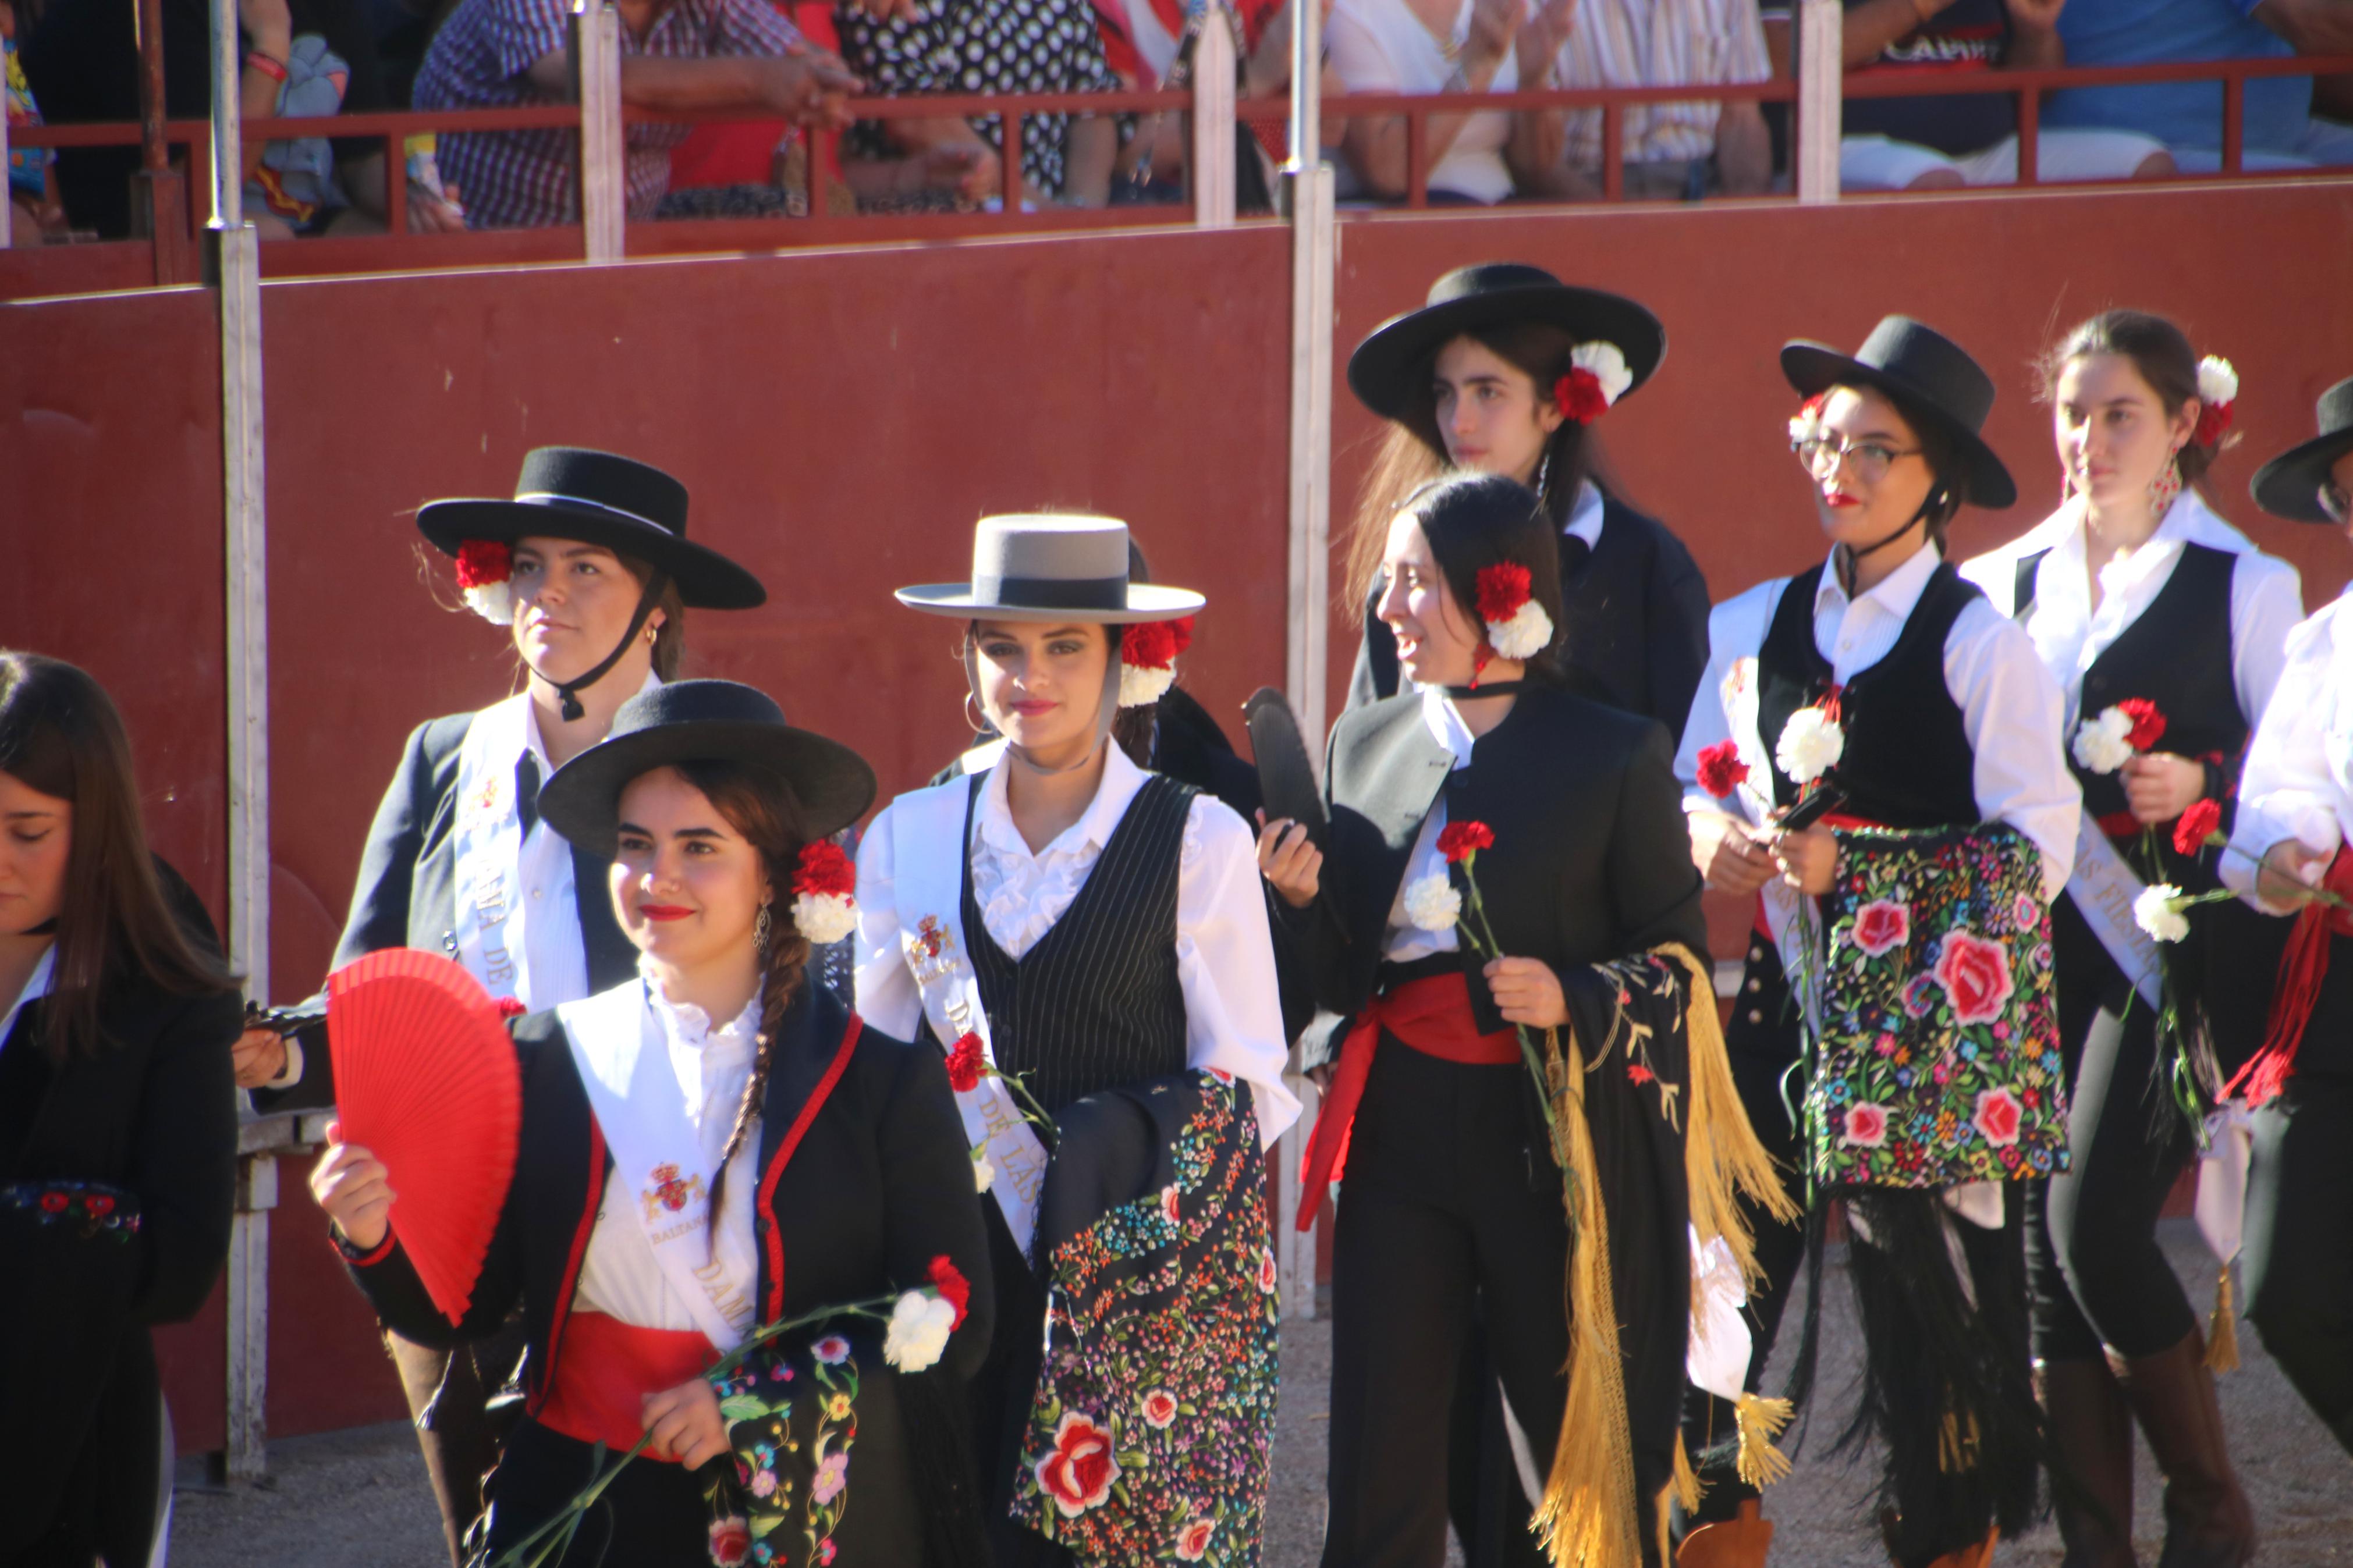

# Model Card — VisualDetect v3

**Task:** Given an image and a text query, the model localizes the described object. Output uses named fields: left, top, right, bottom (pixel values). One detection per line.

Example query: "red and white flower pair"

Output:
left=1474, top=563, right=1553, bottom=662
left=1553, top=340, right=1632, bottom=426
left=2195, top=355, right=2239, bottom=448
left=1119, top=616, right=1195, bottom=707
left=455, top=540, right=517, bottom=625
left=790, top=841, right=858, bottom=945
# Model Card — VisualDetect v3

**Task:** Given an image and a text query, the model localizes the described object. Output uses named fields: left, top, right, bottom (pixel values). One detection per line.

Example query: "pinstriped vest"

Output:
left=963, top=773, right=1195, bottom=1116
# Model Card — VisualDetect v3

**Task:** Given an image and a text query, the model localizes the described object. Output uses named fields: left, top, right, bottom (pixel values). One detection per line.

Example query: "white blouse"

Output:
left=2225, top=588, right=2353, bottom=912
left=1383, top=689, right=1476, bottom=965
left=1674, top=543, right=2081, bottom=902
left=1325, top=0, right=1524, bottom=204
left=854, top=744, right=1302, bottom=1146
left=1960, top=492, right=2303, bottom=733
left=572, top=979, right=763, bottom=1330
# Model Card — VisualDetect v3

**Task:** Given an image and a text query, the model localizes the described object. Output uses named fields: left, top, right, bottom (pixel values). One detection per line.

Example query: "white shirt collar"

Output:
left=522, top=670, right=666, bottom=773
left=975, top=739, right=1152, bottom=864
left=0, top=944, right=56, bottom=1051
left=1416, top=685, right=1479, bottom=769
left=1813, top=537, right=1943, bottom=623
left=1563, top=478, right=1606, bottom=550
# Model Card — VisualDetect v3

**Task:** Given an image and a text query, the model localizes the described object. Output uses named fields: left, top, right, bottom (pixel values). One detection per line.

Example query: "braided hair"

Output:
left=670, top=758, right=815, bottom=1226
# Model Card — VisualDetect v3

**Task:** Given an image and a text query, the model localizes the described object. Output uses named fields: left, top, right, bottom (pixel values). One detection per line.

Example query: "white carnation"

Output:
left=1774, top=708, right=1845, bottom=787
left=2197, top=355, right=2239, bottom=408
left=2134, top=884, right=2192, bottom=944
left=882, top=1290, right=958, bottom=1372
left=1486, top=599, right=1553, bottom=660
left=1118, top=661, right=1176, bottom=709
left=462, top=581, right=517, bottom=626
left=1787, top=412, right=1820, bottom=445
left=971, top=1147, right=996, bottom=1193
left=1402, top=872, right=1461, bottom=933
left=792, top=891, right=858, bottom=946
left=1570, top=340, right=1632, bottom=407
left=2071, top=707, right=2135, bottom=776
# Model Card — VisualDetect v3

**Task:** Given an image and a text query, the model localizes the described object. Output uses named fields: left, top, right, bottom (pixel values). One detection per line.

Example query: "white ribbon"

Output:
left=559, top=983, right=758, bottom=1352
left=450, top=695, right=581, bottom=1009
left=2064, top=807, right=2163, bottom=1009
left=1687, top=1228, right=1754, bottom=1403
left=2196, top=1100, right=2255, bottom=1265
left=889, top=776, right=1052, bottom=1256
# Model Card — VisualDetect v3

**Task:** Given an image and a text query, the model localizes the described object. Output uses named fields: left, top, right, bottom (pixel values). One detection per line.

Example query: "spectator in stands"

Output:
left=1326, top=0, right=1575, bottom=202
left=2044, top=0, right=2353, bottom=169
left=5, top=0, right=67, bottom=244
left=1549, top=0, right=1776, bottom=198
left=24, top=0, right=462, bottom=236
left=832, top=0, right=1127, bottom=209
left=1840, top=0, right=2177, bottom=189
left=1098, top=0, right=1337, bottom=206
left=412, top=0, right=874, bottom=229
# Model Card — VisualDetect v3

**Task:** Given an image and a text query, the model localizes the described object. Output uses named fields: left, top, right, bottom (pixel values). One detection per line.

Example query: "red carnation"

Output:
left=945, top=1032, right=986, bottom=1094
left=794, top=840, right=857, bottom=899
left=1437, top=821, right=1495, bottom=863
left=2119, top=698, right=2167, bottom=752
left=927, top=1254, right=972, bottom=1329
left=495, top=997, right=528, bottom=1020
left=2173, top=797, right=2224, bottom=857
left=1121, top=617, right=1194, bottom=671
left=1474, top=564, right=1532, bottom=625
left=1695, top=740, right=1750, bottom=799
left=453, top=539, right=511, bottom=590
left=2195, top=401, right=2234, bottom=448
left=1554, top=368, right=1609, bottom=426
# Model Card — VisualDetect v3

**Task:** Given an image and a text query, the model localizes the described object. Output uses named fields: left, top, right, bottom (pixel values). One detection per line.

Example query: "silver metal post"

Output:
left=1190, top=1, right=1237, bottom=229
left=573, top=0, right=625, bottom=262
left=210, top=0, right=242, bottom=224
left=222, top=1152, right=276, bottom=1482
left=1794, top=0, right=1841, bottom=204
left=1283, top=0, right=1320, bottom=173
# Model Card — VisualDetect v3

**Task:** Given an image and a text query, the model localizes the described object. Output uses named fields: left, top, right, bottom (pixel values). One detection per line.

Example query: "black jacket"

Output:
left=342, top=980, right=993, bottom=1559
left=0, top=866, right=243, bottom=1566
left=1347, top=494, right=1712, bottom=744
left=1296, top=685, right=1708, bottom=1068
left=260, top=710, right=637, bottom=1109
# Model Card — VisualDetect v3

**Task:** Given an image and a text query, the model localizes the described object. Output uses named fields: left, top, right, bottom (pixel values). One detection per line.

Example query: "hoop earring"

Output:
left=964, top=694, right=989, bottom=734
left=754, top=902, right=773, bottom=955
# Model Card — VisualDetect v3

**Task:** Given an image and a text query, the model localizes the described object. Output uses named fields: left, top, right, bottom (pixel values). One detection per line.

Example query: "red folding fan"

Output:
left=326, top=950, right=523, bottom=1325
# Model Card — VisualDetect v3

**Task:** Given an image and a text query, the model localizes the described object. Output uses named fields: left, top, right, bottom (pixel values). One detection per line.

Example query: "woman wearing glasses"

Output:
left=2219, top=375, right=2353, bottom=1461
left=1955, top=311, right=2299, bottom=1568
left=1674, top=318, right=2079, bottom=1568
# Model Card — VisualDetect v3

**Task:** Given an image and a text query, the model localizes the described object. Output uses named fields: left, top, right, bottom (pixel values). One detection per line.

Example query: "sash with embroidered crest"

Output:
left=889, top=774, right=1052, bottom=1256
left=558, top=982, right=759, bottom=1351
left=451, top=694, right=584, bottom=1009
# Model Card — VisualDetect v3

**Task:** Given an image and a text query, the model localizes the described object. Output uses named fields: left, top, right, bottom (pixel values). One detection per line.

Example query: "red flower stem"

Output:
left=991, top=1068, right=1060, bottom=1147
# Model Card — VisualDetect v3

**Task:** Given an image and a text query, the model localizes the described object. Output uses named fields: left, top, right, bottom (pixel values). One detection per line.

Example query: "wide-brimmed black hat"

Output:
left=1781, top=317, right=2017, bottom=509
left=418, top=447, right=766, bottom=610
left=538, top=680, right=876, bottom=852
left=1347, top=262, right=1667, bottom=422
left=2252, top=376, right=2353, bottom=522
left=896, top=515, right=1204, bottom=624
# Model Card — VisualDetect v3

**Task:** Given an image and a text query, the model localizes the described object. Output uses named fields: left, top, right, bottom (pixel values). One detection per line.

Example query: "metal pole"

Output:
left=138, top=0, right=170, bottom=175
left=1793, top=0, right=1841, bottom=204
left=1283, top=0, right=1319, bottom=174
left=573, top=0, right=624, bottom=262
left=1190, top=1, right=1236, bottom=229
left=223, top=1152, right=276, bottom=1482
left=210, top=0, right=240, bottom=224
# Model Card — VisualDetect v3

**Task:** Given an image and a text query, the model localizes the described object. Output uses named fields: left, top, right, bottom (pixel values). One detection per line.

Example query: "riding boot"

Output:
left=1676, top=1499, right=1773, bottom=1568
left=1881, top=1511, right=1998, bottom=1568
left=2114, top=1329, right=2255, bottom=1568
left=2041, top=1357, right=2139, bottom=1568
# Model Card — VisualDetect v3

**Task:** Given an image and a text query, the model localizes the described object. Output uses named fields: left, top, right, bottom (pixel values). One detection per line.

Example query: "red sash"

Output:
left=2228, top=847, right=2353, bottom=1105
left=1295, top=972, right=1520, bottom=1229
left=538, top=1310, right=719, bottom=1459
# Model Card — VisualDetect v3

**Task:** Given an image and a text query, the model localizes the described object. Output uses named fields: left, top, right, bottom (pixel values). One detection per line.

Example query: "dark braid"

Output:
left=672, top=758, right=814, bottom=1226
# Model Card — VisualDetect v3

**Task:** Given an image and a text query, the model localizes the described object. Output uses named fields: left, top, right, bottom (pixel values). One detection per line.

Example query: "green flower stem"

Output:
left=488, top=1300, right=896, bottom=1568
left=1457, top=856, right=1561, bottom=1145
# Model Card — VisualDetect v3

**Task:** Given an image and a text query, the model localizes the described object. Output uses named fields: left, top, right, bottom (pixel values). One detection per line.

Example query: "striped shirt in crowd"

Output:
left=1552, top=0, right=1770, bottom=170
left=414, top=0, right=805, bottom=230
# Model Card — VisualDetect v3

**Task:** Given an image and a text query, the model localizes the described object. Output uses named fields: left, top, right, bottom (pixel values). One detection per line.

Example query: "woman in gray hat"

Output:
left=240, top=446, right=768, bottom=1567
left=1672, top=318, right=2080, bottom=1568
left=854, top=513, right=1300, bottom=1568
left=2219, top=374, right=2353, bottom=1464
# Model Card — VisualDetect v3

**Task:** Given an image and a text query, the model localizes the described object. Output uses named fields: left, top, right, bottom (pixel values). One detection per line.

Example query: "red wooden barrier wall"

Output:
left=5, top=177, right=2352, bottom=1451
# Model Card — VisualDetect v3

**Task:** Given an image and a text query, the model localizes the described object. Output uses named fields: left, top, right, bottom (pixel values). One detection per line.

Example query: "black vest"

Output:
left=1757, top=561, right=1982, bottom=827
left=963, top=773, right=1195, bottom=1117
left=2016, top=542, right=2247, bottom=823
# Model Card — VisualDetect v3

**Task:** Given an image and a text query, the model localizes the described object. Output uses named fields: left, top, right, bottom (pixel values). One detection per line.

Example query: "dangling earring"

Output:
left=963, top=693, right=989, bottom=734
left=754, top=901, right=773, bottom=955
left=2149, top=447, right=2184, bottom=517
left=1532, top=447, right=1553, bottom=501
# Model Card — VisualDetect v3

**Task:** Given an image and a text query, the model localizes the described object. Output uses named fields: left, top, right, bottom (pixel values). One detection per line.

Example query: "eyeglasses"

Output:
left=2320, top=482, right=2351, bottom=526
left=1793, top=433, right=1923, bottom=486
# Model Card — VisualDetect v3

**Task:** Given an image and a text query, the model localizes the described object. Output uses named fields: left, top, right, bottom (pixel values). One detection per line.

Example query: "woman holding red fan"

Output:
left=855, top=514, right=1299, bottom=1568
left=311, top=679, right=992, bottom=1567
left=0, top=651, right=244, bottom=1568
left=1957, top=311, right=2299, bottom=1568
left=242, top=446, right=769, bottom=1564
left=1261, top=472, right=1745, bottom=1568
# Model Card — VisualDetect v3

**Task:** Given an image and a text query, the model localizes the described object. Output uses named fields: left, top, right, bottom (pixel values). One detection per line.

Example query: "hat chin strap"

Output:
left=535, top=570, right=670, bottom=723
left=962, top=640, right=1124, bottom=778
left=1835, top=490, right=1947, bottom=595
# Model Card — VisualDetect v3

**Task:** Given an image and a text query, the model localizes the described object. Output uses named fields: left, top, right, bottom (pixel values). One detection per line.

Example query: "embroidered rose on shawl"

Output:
left=708, top=1515, right=751, bottom=1566
left=1933, top=930, right=2013, bottom=1025
left=1259, top=1251, right=1278, bottom=1293
left=812, top=1335, right=851, bottom=1366
left=790, top=841, right=859, bottom=945
left=1176, top=1518, right=1217, bottom=1561
left=2174, top=798, right=2223, bottom=856
left=812, top=1450, right=849, bottom=1505
left=1851, top=899, right=1911, bottom=958
left=1695, top=740, right=1750, bottom=799
left=1160, top=1185, right=1182, bottom=1226
left=1437, top=821, right=1494, bottom=863
left=1403, top=872, right=1462, bottom=932
left=2011, top=892, right=2039, bottom=932
left=1972, top=1088, right=2024, bottom=1147
left=946, top=1032, right=986, bottom=1094
left=1141, top=1389, right=1179, bottom=1428
left=455, top=539, right=516, bottom=625
left=1035, top=1411, right=1120, bottom=1517
left=1841, top=1103, right=1890, bottom=1149
left=1776, top=706, right=1844, bottom=787
left=1119, top=618, right=1196, bottom=708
